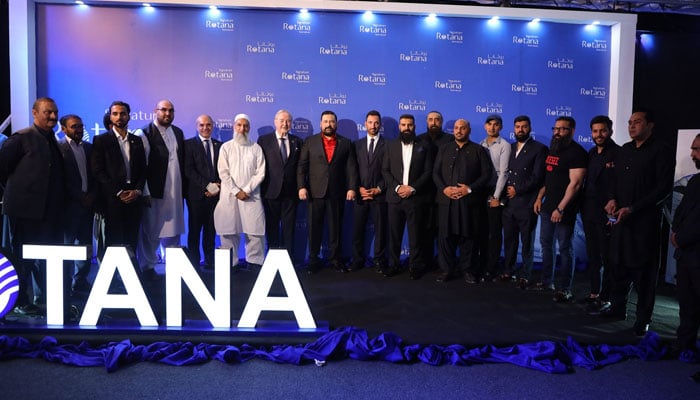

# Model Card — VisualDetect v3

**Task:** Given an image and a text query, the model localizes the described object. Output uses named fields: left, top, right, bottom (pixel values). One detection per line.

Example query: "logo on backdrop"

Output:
left=205, top=68, right=234, bottom=82
left=399, top=50, right=428, bottom=63
left=293, top=119, right=313, bottom=138
left=511, top=82, right=539, bottom=96
left=475, top=102, right=504, bottom=115
left=205, top=18, right=235, bottom=32
left=547, top=57, right=575, bottom=70
left=319, top=44, right=348, bottom=56
left=246, top=41, right=276, bottom=54
left=281, top=70, right=311, bottom=84
left=580, top=86, right=607, bottom=99
left=282, top=20, right=311, bottom=34
left=358, top=73, right=387, bottom=86
left=318, top=93, right=347, bottom=105
left=434, top=79, right=462, bottom=93
left=398, top=99, right=427, bottom=112
left=245, top=91, right=275, bottom=104
left=477, top=54, right=505, bottom=66
left=512, top=35, right=540, bottom=48
left=435, top=31, right=464, bottom=44
left=359, top=24, right=387, bottom=37
left=0, top=251, right=19, bottom=318
left=545, top=105, right=573, bottom=117
left=581, top=39, right=608, bottom=52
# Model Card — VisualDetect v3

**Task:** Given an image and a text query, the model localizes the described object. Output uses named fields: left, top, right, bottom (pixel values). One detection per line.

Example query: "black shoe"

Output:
left=517, top=278, right=528, bottom=290
left=409, top=268, right=423, bottom=280
left=553, top=290, right=573, bottom=303
left=586, top=300, right=610, bottom=315
left=599, top=305, right=627, bottom=320
left=526, top=282, right=545, bottom=291
left=348, top=261, right=365, bottom=272
left=374, top=264, right=387, bottom=274
left=633, top=322, right=650, bottom=337
left=464, top=272, right=478, bottom=284
left=497, top=273, right=515, bottom=283
left=331, top=261, right=349, bottom=273
left=383, top=267, right=401, bottom=277
left=11, top=304, right=42, bottom=316
left=64, top=304, right=81, bottom=324
left=435, top=272, right=451, bottom=283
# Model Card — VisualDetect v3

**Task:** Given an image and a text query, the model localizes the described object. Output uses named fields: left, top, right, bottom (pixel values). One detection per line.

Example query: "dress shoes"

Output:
left=383, top=267, right=401, bottom=277
left=633, top=322, right=650, bottom=337
left=408, top=268, right=423, bottom=280
left=435, top=272, right=451, bottom=283
left=331, top=261, right=349, bottom=273
left=464, top=272, right=478, bottom=284
left=11, top=303, right=42, bottom=316
left=553, top=290, right=573, bottom=303
left=348, top=261, right=365, bottom=272
left=517, top=278, right=528, bottom=290
left=598, top=304, right=627, bottom=320
left=496, top=273, right=514, bottom=282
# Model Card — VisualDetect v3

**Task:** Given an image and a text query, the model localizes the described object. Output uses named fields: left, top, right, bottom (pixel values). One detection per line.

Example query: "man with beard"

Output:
left=533, top=116, right=587, bottom=302
left=501, top=115, right=547, bottom=288
left=258, top=109, right=303, bottom=264
left=297, top=110, right=358, bottom=273
left=350, top=110, right=388, bottom=273
left=417, top=111, right=452, bottom=269
left=136, top=99, right=185, bottom=281
left=382, top=114, right=434, bottom=279
left=434, top=119, right=493, bottom=283
left=479, top=114, right=511, bottom=282
left=184, top=114, right=221, bottom=269
left=91, top=101, right=147, bottom=260
left=581, top=115, right=620, bottom=313
left=671, top=133, right=700, bottom=360
left=214, top=114, right=266, bottom=270
left=0, top=97, right=65, bottom=316
left=602, top=108, right=673, bottom=336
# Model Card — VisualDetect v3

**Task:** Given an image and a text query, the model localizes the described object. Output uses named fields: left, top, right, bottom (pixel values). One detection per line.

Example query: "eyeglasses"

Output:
left=551, top=127, right=571, bottom=132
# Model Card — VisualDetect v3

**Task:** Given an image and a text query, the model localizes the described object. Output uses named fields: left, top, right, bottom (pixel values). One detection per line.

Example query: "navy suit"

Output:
left=297, top=133, right=358, bottom=268
left=672, top=173, right=700, bottom=351
left=58, top=138, right=96, bottom=290
left=0, top=124, right=65, bottom=308
left=258, top=132, right=302, bottom=262
left=501, top=138, right=548, bottom=280
left=381, top=138, right=434, bottom=273
left=91, top=131, right=147, bottom=252
left=183, top=136, right=221, bottom=267
left=351, top=135, right=388, bottom=269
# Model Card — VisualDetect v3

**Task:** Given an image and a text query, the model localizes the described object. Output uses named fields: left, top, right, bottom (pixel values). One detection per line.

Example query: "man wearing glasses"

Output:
left=532, top=116, right=587, bottom=302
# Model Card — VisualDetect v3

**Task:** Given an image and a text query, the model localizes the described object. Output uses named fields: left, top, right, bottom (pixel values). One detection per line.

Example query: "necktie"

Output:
left=368, top=138, right=375, bottom=162
left=280, top=137, right=288, bottom=164
left=204, top=139, right=214, bottom=178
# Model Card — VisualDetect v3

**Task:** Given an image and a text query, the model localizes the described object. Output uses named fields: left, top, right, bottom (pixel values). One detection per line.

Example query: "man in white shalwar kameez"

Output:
left=214, top=114, right=266, bottom=268
left=136, top=100, right=186, bottom=280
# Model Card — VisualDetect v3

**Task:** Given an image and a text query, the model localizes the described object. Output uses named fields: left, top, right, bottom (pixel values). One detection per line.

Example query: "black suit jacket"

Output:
left=673, top=173, right=700, bottom=264
left=140, top=122, right=185, bottom=199
left=258, top=132, right=302, bottom=199
left=58, top=138, right=97, bottom=210
left=91, top=131, right=147, bottom=208
left=505, top=138, right=548, bottom=209
left=0, top=124, right=65, bottom=219
left=354, top=135, right=387, bottom=203
left=583, top=141, right=621, bottom=210
left=297, top=133, right=358, bottom=199
left=183, top=136, right=221, bottom=201
left=382, top=138, right=434, bottom=205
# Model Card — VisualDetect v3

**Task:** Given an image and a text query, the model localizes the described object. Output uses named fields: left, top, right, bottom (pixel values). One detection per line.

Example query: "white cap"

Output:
left=234, top=113, right=250, bottom=124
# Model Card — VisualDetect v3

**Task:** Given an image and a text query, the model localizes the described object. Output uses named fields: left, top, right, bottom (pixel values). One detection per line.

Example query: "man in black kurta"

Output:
left=433, top=119, right=493, bottom=283
left=603, top=109, right=674, bottom=336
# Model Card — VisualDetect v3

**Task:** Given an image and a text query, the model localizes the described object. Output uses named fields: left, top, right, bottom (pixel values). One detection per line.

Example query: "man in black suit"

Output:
left=671, top=133, right=700, bottom=358
left=501, top=115, right=548, bottom=288
left=297, top=110, right=358, bottom=273
left=433, top=119, right=493, bottom=283
left=350, top=110, right=388, bottom=273
left=58, top=114, right=96, bottom=294
left=603, top=108, right=674, bottom=336
left=137, top=99, right=186, bottom=279
left=0, top=97, right=65, bottom=316
left=382, top=114, right=434, bottom=279
left=258, top=109, right=302, bottom=264
left=91, top=101, right=147, bottom=255
left=580, top=115, right=620, bottom=311
left=184, top=114, right=221, bottom=269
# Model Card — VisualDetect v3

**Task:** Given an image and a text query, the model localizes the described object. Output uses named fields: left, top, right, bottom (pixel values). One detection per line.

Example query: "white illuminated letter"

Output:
left=23, top=244, right=86, bottom=325
left=238, top=249, right=316, bottom=329
left=165, top=248, right=231, bottom=327
left=80, top=247, right=157, bottom=326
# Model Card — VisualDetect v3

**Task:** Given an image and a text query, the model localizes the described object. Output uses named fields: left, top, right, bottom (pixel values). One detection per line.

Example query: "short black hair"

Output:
left=556, top=116, right=576, bottom=129
left=514, top=115, right=531, bottom=125
left=589, top=115, right=612, bottom=131
left=59, top=114, right=81, bottom=127
left=109, top=100, right=131, bottom=114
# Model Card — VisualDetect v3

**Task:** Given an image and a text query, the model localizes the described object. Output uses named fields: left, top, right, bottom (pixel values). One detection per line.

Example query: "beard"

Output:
left=234, top=132, right=250, bottom=146
left=694, top=158, right=700, bottom=169
left=515, top=132, right=530, bottom=143
left=400, top=130, right=416, bottom=144
left=322, top=127, right=336, bottom=137
left=455, top=135, right=468, bottom=144
left=549, top=134, right=573, bottom=155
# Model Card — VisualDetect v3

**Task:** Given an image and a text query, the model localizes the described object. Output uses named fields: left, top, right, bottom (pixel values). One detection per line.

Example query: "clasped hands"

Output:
left=443, top=183, right=470, bottom=200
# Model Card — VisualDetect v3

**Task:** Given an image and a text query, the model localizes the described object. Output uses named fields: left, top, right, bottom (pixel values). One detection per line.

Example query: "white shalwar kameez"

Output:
left=214, top=136, right=266, bottom=266
left=137, top=125, right=185, bottom=270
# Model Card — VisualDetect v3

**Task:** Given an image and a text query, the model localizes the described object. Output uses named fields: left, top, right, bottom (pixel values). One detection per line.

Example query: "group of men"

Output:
left=3, top=98, right=700, bottom=356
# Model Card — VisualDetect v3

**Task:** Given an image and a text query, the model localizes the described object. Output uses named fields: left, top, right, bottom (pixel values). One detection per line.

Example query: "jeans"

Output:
left=539, top=210, right=575, bottom=291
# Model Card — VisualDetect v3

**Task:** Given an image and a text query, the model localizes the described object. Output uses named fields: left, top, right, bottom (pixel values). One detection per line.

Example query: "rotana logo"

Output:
left=0, top=251, right=19, bottom=317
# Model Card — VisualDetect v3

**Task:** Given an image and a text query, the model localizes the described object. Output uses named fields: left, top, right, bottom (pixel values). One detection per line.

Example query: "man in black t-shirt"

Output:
left=532, top=116, right=587, bottom=302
